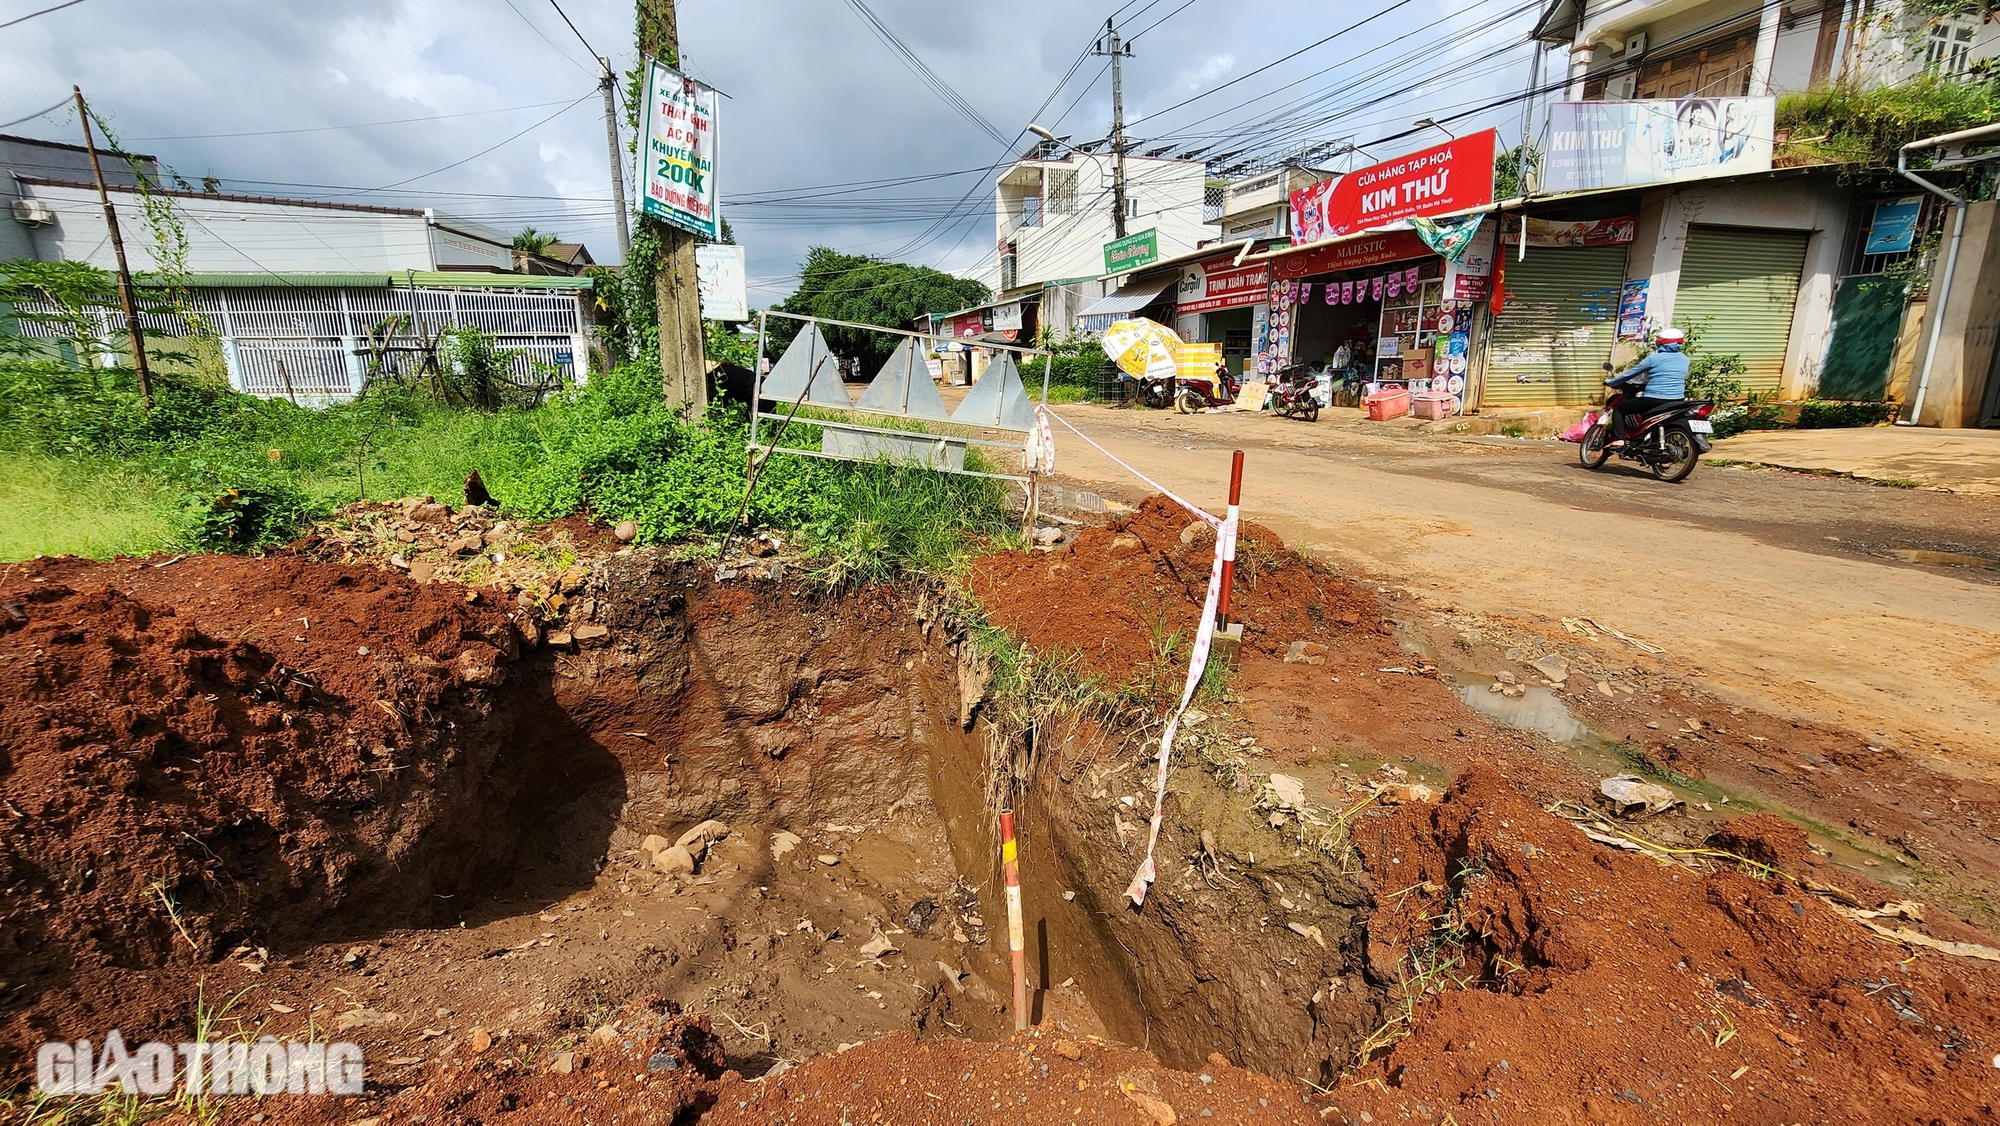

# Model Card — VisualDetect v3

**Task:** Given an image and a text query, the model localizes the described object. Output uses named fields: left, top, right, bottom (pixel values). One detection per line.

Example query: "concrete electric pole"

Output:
left=599, top=56, right=631, bottom=259
left=73, top=85, right=153, bottom=412
left=637, top=0, right=707, bottom=418
left=1095, top=19, right=1132, bottom=239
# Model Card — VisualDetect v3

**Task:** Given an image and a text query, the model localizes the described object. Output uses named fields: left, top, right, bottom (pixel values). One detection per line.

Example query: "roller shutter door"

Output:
left=1482, top=246, right=1628, bottom=407
left=1674, top=226, right=1809, bottom=394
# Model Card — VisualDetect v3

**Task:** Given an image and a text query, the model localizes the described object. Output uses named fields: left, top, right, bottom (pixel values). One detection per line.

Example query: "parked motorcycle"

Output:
left=1141, top=365, right=1239, bottom=413
left=1268, top=363, right=1321, bottom=422
left=1576, top=364, right=1716, bottom=482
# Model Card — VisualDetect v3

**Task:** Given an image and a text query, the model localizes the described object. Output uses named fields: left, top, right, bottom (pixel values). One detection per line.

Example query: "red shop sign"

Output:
left=1178, top=257, right=1270, bottom=314
left=1269, top=228, right=1433, bottom=280
left=1290, top=129, right=1497, bottom=243
left=952, top=311, right=989, bottom=337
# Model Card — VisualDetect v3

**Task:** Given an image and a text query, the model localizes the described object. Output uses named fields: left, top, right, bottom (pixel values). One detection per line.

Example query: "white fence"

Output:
left=10, top=284, right=593, bottom=403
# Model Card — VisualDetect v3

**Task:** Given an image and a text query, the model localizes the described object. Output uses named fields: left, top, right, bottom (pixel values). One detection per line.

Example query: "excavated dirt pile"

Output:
left=4, top=492, right=2000, bottom=1124
left=0, top=555, right=541, bottom=1072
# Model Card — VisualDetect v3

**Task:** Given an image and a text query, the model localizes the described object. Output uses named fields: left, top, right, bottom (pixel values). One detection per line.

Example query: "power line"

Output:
left=546, top=0, right=598, bottom=58
left=126, top=98, right=588, bottom=142
left=1128, top=0, right=1200, bottom=42
left=0, top=97, right=68, bottom=130
left=841, top=0, right=1012, bottom=149
left=0, top=0, right=88, bottom=31
left=334, top=92, right=595, bottom=196
left=501, top=0, right=593, bottom=75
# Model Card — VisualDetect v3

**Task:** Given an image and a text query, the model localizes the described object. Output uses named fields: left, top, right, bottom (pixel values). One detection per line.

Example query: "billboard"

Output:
left=639, top=59, right=721, bottom=240
left=1289, top=129, right=1497, bottom=245
left=1545, top=97, right=1773, bottom=193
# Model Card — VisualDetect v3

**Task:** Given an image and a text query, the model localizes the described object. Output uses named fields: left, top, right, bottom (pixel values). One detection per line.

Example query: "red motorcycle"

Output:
left=1267, top=363, right=1321, bottom=422
left=1158, top=365, right=1240, bottom=413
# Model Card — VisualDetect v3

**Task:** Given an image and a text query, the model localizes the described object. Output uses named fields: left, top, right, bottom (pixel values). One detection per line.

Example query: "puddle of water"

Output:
left=1455, top=683, right=1587, bottom=743
left=1891, top=548, right=1999, bottom=569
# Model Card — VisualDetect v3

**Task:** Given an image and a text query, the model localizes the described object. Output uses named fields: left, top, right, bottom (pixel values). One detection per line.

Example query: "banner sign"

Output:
left=694, top=244, right=747, bottom=321
left=1507, top=215, right=1639, bottom=247
left=1177, top=256, right=1271, bottom=314
left=639, top=59, right=721, bottom=239
left=1545, top=98, right=1773, bottom=193
left=1104, top=228, right=1160, bottom=274
left=1269, top=228, right=1431, bottom=279
left=1288, top=129, right=1497, bottom=245
left=991, top=302, right=1023, bottom=332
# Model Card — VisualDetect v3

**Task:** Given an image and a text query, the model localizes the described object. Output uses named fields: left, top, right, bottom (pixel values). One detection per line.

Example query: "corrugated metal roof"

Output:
left=164, top=271, right=591, bottom=290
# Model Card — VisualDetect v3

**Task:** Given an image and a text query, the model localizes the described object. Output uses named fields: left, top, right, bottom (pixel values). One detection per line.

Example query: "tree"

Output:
left=513, top=226, right=561, bottom=255
left=1495, top=144, right=1541, bottom=199
left=769, top=247, right=990, bottom=371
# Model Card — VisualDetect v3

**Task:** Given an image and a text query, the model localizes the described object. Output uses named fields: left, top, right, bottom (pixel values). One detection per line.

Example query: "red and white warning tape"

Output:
left=1033, top=406, right=1238, bottom=907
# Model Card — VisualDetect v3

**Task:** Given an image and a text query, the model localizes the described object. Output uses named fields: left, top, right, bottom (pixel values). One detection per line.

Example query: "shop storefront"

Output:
left=1174, top=254, right=1270, bottom=375
left=1481, top=215, right=1638, bottom=408
left=1261, top=228, right=1486, bottom=412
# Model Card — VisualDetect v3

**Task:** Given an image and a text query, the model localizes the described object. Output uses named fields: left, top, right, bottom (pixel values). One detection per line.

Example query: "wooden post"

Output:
left=637, top=0, right=708, bottom=419
left=74, top=86, right=153, bottom=412
left=1217, top=449, right=1244, bottom=628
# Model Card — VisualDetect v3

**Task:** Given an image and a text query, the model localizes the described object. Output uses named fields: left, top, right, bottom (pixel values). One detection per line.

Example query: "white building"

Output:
left=993, top=149, right=1214, bottom=333
left=14, top=178, right=517, bottom=275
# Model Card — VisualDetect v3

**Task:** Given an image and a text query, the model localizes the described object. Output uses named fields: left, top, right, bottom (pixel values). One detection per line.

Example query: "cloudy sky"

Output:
left=1, top=0, right=1545, bottom=302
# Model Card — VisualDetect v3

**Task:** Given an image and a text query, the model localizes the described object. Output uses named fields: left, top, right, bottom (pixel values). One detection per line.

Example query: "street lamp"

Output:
left=1414, top=118, right=1455, bottom=139
left=1027, top=123, right=1060, bottom=143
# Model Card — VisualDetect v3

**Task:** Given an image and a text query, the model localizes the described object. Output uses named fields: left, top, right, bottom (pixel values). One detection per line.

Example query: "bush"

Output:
left=1777, top=74, right=2000, bottom=169
left=1798, top=399, right=1898, bottom=428
left=513, top=362, right=1011, bottom=579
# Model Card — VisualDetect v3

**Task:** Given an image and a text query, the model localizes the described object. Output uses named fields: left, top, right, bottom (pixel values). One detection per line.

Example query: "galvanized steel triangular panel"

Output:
left=761, top=324, right=852, bottom=407
left=949, top=351, right=1034, bottom=431
left=854, top=336, right=952, bottom=422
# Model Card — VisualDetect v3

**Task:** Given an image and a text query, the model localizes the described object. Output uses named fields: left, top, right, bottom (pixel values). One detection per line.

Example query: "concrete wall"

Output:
left=1909, top=199, right=2000, bottom=428
left=1623, top=174, right=1850, bottom=397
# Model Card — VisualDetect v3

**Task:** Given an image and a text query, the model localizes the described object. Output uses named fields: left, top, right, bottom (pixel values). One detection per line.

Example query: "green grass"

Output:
left=0, top=454, right=183, bottom=560
left=0, top=352, right=1014, bottom=581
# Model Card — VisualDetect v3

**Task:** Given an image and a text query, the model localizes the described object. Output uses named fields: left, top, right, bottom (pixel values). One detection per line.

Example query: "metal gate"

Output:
left=1481, top=245, right=1629, bottom=407
left=1818, top=275, right=1907, bottom=401
left=1674, top=226, right=1809, bottom=394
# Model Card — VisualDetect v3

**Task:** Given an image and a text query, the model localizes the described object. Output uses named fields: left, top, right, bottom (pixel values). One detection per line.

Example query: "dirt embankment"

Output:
left=964, top=494, right=2000, bottom=1122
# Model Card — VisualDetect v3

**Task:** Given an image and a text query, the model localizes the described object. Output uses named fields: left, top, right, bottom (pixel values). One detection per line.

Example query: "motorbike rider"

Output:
left=1606, top=327, right=1690, bottom=440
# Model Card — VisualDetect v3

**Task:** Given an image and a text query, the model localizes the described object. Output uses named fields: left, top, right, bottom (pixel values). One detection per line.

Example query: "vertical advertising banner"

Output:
left=1545, top=98, right=1773, bottom=192
left=1287, top=129, right=1497, bottom=244
left=639, top=59, right=721, bottom=240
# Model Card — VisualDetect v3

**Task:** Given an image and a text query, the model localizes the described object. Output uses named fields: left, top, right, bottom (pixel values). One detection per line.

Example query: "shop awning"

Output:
left=1078, top=276, right=1177, bottom=318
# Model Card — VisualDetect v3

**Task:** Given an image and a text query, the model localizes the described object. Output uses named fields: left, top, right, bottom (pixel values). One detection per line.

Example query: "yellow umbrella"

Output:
left=1101, top=317, right=1183, bottom=380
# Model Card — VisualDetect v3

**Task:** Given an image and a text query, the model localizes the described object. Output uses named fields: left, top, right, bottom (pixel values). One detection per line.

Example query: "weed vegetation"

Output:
left=0, top=349, right=1010, bottom=580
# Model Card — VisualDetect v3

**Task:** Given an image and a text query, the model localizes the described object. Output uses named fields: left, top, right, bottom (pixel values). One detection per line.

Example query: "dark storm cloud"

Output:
left=0, top=0, right=1530, bottom=300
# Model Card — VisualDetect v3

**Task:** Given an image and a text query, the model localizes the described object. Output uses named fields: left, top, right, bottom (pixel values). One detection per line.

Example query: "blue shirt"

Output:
left=1619, top=349, right=1689, bottom=399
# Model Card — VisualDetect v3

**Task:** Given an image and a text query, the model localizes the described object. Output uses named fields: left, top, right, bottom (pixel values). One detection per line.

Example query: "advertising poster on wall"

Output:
left=639, top=59, right=721, bottom=240
left=1618, top=279, right=1650, bottom=339
left=1287, top=130, right=1497, bottom=244
left=1863, top=196, right=1924, bottom=255
left=1545, top=98, right=1773, bottom=193
left=694, top=244, right=747, bottom=321
left=1442, top=223, right=1496, bottom=301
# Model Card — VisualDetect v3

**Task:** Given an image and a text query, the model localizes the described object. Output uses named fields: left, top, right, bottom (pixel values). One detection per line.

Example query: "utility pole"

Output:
left=637, top=0, right=707, bottom=418
left=1095, top=19, right=1132, bottom=239
left=599, top=56, right=632, bottom=259
left=73, top=85, right=153, bottom=412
